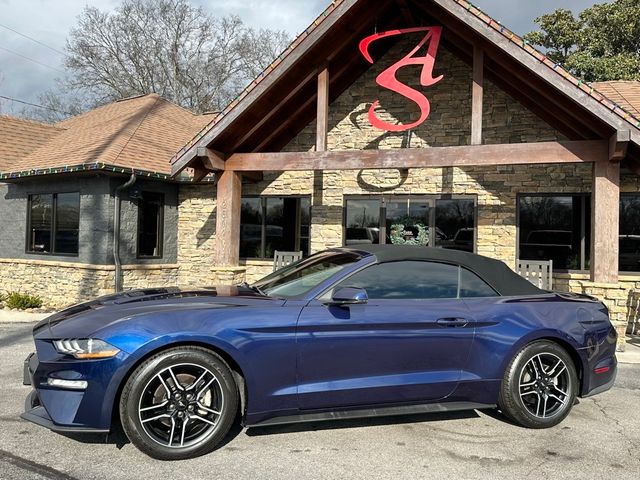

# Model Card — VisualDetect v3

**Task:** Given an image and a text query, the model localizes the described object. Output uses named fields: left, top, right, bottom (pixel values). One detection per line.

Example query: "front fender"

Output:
left=99, top=333, right=256, bottom=428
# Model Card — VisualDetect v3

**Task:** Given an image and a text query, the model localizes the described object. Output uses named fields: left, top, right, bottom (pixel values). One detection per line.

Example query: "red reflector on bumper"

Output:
left=594, top=366, right=610, bottom=374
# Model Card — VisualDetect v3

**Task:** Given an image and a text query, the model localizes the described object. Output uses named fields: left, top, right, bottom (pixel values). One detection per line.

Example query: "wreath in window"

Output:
left=390, top=217, right=430, bottom=246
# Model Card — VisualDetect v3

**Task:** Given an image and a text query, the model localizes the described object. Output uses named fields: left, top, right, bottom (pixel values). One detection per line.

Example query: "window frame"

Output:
left=136, top=191, right=165, bottom=260
left=516, top=192, right=590, bottom=273
left=618, top=192, right=640, bottom=275
left=240, top=195, right=312, bottom=260
left=342, top=194, right=478, bottom=253
left=25, top=191, right=80, bottom=257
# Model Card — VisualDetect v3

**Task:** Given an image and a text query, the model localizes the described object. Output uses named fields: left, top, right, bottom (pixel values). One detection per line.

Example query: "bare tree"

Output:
left=28, top=0, right=290, bottom=121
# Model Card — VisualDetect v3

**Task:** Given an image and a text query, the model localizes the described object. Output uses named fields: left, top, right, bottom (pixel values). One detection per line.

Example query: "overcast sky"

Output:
left=0, top=0, right=599, bottom=116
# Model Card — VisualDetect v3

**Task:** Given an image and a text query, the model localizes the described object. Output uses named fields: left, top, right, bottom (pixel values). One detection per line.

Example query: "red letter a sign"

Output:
left=359, top=27, right=444, bottom=132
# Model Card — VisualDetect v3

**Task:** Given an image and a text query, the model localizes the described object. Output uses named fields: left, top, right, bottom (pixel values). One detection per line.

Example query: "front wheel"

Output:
left=498, top=341, right=578, bottom=428
left=119, top=346, right=238, bottom=460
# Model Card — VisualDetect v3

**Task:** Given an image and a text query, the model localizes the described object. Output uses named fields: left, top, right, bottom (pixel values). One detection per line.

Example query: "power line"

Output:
left=0, top=94, right=73, bottom=116
left=0, top=23, right=67, bottom=57
left=0, top=45, right=66, bottom=74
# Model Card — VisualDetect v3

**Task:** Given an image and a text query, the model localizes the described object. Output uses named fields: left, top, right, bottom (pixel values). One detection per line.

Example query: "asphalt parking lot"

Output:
left=1, top=322, right=639, bottom=480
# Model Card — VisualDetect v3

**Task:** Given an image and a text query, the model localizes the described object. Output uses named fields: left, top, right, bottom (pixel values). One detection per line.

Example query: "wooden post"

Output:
left=215, top=170, right=242, bottom=267
left=471, top=46, right=483, bottom=146
left=316, top=66, right=330, bottom=152
left=591, top=160, right=620, bottom=283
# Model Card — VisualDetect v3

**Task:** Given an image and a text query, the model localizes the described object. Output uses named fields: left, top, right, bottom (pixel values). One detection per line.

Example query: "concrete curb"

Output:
left=0, top=310, right=50, bottom=324
left=618, top=337, right=640, bottom=365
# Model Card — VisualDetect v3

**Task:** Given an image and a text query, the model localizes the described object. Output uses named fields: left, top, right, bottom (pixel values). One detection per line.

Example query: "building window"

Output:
left=344, top=196, right=476, bottom=252
left=138, top=192, right=164, bottom=258
left=518, top=194, right=590, bottom=271
left=620, top=194, right=640, bottom=272
left=240, top=196, right=311, bottom=259
left=27, top=192, right=80, bottom=255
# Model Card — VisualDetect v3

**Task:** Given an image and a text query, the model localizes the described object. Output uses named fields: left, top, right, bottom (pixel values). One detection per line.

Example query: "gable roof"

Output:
left=0, top=94, right=211, bottom=181
left=171, top=0, right=640, bottom=176
left=0, top=116, right=63, bottom=172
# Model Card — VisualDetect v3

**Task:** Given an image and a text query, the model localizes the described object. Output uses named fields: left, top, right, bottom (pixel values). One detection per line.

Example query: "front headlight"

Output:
left=52, top=339, right=120, bottom=359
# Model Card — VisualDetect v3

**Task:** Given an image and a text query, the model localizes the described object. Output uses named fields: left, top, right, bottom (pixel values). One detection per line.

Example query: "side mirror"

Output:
left=329, top=287, right=368, bottom=306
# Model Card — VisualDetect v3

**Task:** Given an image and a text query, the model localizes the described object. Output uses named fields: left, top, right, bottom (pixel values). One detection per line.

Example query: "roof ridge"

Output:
left=111, top=96, right=162, bottom=165
left=152, top=95, right=205, bottom=119
left=55, top=93, right=162, bottom=126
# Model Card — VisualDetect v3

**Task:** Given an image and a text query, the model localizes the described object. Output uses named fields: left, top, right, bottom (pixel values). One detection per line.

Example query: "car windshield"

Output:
left=254, top=251, right=364, bottom=299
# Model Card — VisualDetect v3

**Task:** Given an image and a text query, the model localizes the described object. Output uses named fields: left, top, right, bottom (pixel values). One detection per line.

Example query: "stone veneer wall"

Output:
left=0, top=259, right=178, bottom=309
left=176, top=184, right=217, bottom=287
left=174, top=38, right=592, bottom=288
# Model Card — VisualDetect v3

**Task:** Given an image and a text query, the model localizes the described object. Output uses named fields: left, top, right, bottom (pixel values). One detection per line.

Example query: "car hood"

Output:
left=33, top=286, right=282, bottom=339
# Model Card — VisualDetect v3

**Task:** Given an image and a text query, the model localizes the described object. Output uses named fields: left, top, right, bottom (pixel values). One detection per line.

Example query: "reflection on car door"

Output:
left=295, top=261, right=477, bottom=410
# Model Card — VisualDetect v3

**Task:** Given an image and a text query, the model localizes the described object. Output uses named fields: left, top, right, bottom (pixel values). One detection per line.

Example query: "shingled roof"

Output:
left=0, top=94, right=211, bottom=180
left=0, top=116, right=63, bottom=172
left=593, top=81, right=640, bottom=119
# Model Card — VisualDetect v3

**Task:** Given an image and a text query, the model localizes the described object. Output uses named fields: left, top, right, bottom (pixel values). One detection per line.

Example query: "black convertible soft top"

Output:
left=337, top=245, right=544, bottom=297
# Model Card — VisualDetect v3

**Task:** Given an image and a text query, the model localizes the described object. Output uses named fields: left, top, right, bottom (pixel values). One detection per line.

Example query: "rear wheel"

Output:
left=119, top=347, right=238, bottom=460
left=499, top=341, right=577, bottom=428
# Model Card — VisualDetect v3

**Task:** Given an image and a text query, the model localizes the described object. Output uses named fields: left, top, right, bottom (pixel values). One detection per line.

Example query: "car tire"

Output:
left=498, top=340, right=578, bottom=428
left=119, top=346, right=238, bottom=460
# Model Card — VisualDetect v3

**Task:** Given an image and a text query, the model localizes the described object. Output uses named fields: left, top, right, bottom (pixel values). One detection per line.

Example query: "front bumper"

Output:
left=21, top=350, right=122, bottom=434
left=21, top=389, right=109, bottom=434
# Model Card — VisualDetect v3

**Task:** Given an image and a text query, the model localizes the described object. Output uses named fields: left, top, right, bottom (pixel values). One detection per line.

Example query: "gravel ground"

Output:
left=1, top=322, right=639, bottom=480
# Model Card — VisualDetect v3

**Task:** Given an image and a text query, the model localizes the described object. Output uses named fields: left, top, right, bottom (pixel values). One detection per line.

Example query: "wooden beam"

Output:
left=226, top=140, right=607, bottom=171
left=591, top=159, right=620, bottom=283
left=192, top=162, right=211, bottom=183
left=196, top=147, right=226, bottom=171
left=316, top=66, right=330, bottom=152
left=428, top=0, right=639, bottom=143
left=471, top=46, right=483, bottom=145
left=412, top=0, right=612, bottom=139
left=609, top=129, right=631, bottom=161
left=170, top=0, right=364, bottom=176
left=225, top=0, right=397, bottom=154
left=252, top=51, right=358, bottom=152
left=215, top=170, right=242, bottom=267
left=229, top=71, right=317, bottom=152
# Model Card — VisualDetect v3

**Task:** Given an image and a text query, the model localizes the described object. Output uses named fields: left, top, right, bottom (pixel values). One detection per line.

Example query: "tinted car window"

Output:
left=337, top=261, right=459, bottom=300
left=459, top=268, right=497, bottom=298
left=255, top=251, right=363, bottom=298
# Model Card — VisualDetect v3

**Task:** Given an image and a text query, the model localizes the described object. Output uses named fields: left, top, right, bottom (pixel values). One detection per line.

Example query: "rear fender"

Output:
left=499, top=330, right=588, bottom=391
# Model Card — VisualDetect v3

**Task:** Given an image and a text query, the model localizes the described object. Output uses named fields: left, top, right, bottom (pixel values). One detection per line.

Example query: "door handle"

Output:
left=436, top=317, right=469, bottom=328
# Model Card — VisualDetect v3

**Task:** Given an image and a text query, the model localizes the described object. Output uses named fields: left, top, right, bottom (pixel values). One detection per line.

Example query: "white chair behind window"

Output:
left=273, top=251, right=303, bottom=272
left=516, top=259, right=553, bottom=290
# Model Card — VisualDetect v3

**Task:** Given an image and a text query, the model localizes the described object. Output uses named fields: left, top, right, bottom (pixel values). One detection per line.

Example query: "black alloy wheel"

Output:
left=499, top=340, right=578, bottom=428
left=119, top=346, right=238, bottom=460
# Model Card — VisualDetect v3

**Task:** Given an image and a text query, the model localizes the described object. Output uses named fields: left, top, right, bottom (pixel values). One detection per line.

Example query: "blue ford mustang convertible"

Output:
left=22, top=246, right=617, bottom=460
